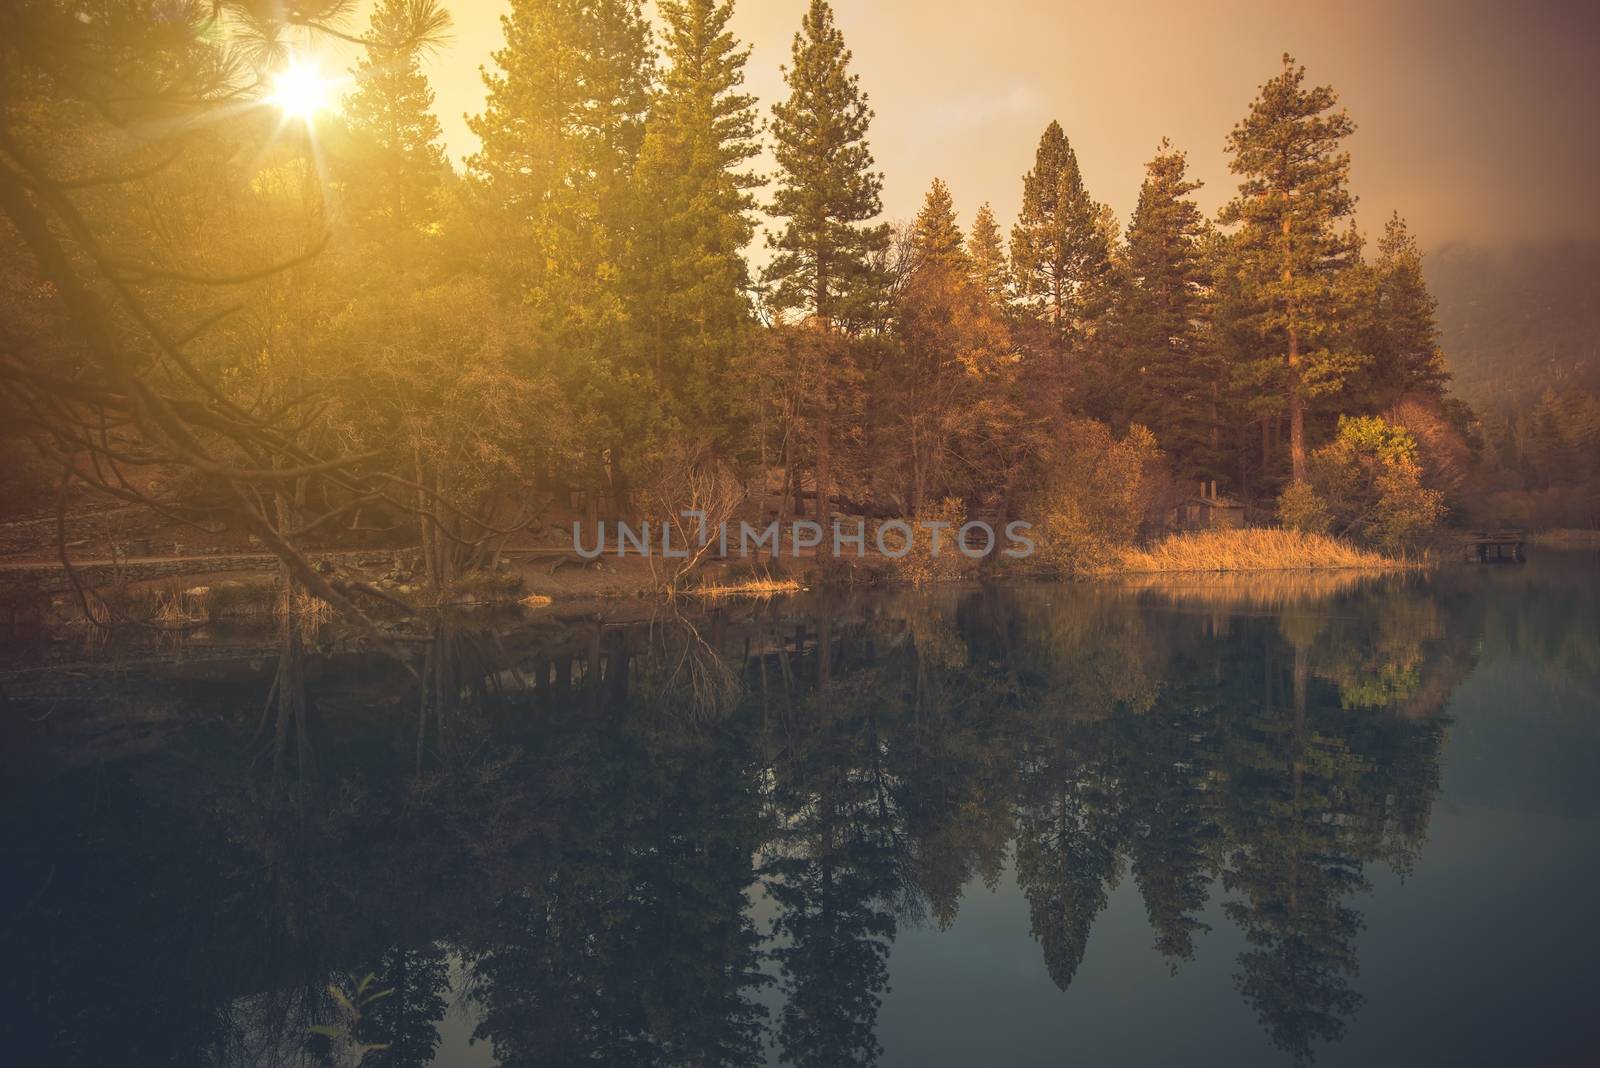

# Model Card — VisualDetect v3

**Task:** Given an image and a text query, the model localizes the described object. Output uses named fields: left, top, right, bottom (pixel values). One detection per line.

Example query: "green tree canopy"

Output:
left=765, top=0, right=889, bottom=325
left=1010, top=120, right=1114, bottom=345
left=633, top=0, right=764, bottom=450
left=1117, top=139, right=1215, bottom=477
left=1220, top=54, right=1364, bottom=483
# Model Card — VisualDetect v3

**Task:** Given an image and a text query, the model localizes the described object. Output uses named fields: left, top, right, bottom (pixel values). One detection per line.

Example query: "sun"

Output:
left=269, top=59, right=331, bottom=123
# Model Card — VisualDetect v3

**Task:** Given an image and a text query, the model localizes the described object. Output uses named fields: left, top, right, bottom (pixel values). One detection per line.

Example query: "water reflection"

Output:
left=2, top=558, right=1597, bottom=1066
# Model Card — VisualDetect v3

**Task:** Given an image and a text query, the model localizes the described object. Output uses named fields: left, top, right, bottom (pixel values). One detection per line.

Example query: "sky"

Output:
left=390, top=0, right=1600, bottom=250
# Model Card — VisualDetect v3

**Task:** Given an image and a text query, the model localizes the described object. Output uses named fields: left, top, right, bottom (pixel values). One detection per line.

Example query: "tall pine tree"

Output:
left=1219, top=54, right=1363, bottom=483
left=765, top=0, right=889, bottom=543
left=911, top=177, right=964, bottom=267
left=467, top=0, right=655, bottom=469
left=766, top=0, right=888, bottom=324
left=339, top=0, right=449, bottom=251
left=968, top=202, right=1010, bottom=309
left=1009, top=120, right=1113, bottom=345
left=1363, top=212, right=1449, bottom=408
left=898, top=179, right=978, bottom=510
left=633, top=0, right=763, bottom=451
left=468, top=0, right=653, bottom=265
left=1116, top=139, right=1215, bottom=479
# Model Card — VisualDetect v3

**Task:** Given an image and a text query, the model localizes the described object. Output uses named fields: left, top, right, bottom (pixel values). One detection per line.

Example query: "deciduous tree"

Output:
left=1281, top=416, right=1446, bottom=548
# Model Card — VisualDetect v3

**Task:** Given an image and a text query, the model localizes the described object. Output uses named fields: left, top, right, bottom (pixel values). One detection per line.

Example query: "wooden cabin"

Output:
left=1173, top=481, right=1245, bottom=532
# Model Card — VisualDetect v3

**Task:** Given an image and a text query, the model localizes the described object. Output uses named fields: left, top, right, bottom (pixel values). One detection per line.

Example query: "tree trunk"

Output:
left=910, top=424, right=925, bottom=517
left=413, top=443, right=433, bottom=591
left=1209, top=382, right=1220, bottom=451
left=585, top=476, right=600, bottom=556
left=773, top=430, right=792, bottom=565
left=1282, top=212, right=1306, bottom=482
left=1289, top=361, right=1305, bottom=482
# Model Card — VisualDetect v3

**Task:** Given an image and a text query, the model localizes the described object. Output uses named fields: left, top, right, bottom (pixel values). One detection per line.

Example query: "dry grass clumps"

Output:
left=691, top=578, right=803, bottom=598
left=1116, top=528, right=1400, bottom=574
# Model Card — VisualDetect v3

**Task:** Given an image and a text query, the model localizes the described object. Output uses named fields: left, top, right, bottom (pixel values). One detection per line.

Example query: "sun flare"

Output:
left=268, top=59, right=331, bottom=123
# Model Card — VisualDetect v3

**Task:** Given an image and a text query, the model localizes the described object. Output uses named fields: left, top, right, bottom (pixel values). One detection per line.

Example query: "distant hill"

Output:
left=1426, top=241, right=1600, bottom=412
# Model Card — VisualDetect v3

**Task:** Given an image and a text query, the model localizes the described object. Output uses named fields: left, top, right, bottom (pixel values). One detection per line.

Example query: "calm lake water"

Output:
left=3, top=552, right=1598, bottom=1067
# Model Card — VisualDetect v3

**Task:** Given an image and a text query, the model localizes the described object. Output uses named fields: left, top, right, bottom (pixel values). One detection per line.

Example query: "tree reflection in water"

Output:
left=4, top=571, right=1524, bottom=1067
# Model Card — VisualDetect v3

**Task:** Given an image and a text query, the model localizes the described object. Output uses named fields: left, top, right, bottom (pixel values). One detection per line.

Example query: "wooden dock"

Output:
left=1462, top=530, right=1526, bottom=563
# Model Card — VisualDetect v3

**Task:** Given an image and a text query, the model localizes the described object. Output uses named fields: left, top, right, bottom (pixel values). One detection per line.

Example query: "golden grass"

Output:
left=690, top=578, right=803, bottom=598
left=150, top=587, right=209, bottom=625
left=518, top=593, right=554, bottom=609
left=1114, top=528, right=1400, bottom=574
left=277, top=587, right=332, bottom=623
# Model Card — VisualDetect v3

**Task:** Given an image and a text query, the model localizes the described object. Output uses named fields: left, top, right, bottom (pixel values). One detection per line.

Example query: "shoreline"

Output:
left=6, top=525, right=1573, bottom=628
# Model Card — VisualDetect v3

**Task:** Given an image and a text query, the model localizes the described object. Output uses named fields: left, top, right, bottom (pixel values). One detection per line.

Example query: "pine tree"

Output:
left=1206, top=227, right=1282, bottom=498
left=1014, top=742, right=1122, bottom=992
left=766, top=0, right=888, bottom=323
left=467, top=0, right=653, bottom=243
left=1218, top=637, right=1379, bottom=1062
left=895, top=179, right=1006, bottom=511
left=1219, top=54, right=1364, bottom=483
left=1117, top=139, right=1214, bottom=478
left=968, top=202, right=1010, bottom=308
left=339, top=0, right=448, bottom=249
left=911, top=177, right=964, bottom=267
left=1528, top=386, right=1600, bottom=490
left=1366, top=212, right=1449, bottom=407
left=466, top=0, right=655, bottom=465
left=633, top=0, right=763, bottom=450
left=765, top=0, right=889, bottom=544
left=1009, top=120, right=1113, bottom=344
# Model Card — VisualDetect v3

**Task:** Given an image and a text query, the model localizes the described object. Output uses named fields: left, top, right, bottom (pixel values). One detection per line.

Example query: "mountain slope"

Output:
left=1426, top=240, right=1600, bottom=412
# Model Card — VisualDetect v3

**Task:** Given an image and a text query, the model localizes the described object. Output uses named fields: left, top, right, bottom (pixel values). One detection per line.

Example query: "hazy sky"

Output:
left=398, top=0, right=1600, bottom=249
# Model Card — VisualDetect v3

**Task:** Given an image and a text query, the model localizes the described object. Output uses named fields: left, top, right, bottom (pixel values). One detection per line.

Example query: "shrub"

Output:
left=1032, top=420, right=1164, bottom=575
left=1284, top=416, right=1446, bottom=549
left=1278, top=480, right=1333, bottom=535
left=893, top=497, right=970, bottom=586
left=1388, top=398, right=1475, bottom=506
left=635, top=441, right=747, bottom=592
left=1469, top=486, right=1599, bottom=531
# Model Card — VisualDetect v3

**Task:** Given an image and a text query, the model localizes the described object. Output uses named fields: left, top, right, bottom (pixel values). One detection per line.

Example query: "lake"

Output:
left=2, top=551, right=1597, bottom=1067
